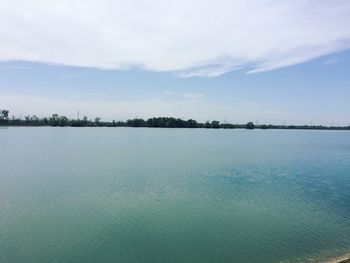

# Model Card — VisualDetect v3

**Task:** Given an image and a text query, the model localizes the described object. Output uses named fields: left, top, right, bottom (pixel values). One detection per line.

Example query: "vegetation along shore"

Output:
left=0, top=110, right=349, bottom=130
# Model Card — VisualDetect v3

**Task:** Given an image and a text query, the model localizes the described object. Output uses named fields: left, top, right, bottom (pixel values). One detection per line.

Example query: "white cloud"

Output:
left=0, top=0, right=349, bottom=76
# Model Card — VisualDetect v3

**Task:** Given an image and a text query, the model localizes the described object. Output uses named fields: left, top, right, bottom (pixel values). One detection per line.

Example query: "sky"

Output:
left=0, top=0, right=350, bottom=125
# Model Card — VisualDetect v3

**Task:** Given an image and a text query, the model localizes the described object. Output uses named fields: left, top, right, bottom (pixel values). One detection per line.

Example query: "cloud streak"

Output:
left=1, top=0, right=350, bottom=76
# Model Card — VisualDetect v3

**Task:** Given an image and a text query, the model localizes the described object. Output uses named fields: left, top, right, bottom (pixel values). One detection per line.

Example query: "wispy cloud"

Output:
left=0, top=0, right=349, bottom=77
left=322, top=58, right=338, bottom=65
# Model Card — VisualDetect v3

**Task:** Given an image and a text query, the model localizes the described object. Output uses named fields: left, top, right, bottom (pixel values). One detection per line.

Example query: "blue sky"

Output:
left=0, top=0, right=349, bottom=125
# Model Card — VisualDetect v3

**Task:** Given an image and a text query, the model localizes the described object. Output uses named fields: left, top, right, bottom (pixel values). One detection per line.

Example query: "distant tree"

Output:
left=50, top=114, right=59, bottom=126
left=3, top=110, right=9, bottom=119
left=205, top=121, right=211, bottom=128
left=187, top=119, right=197, bottom=128
left=31, top=115, right=39, bottom=122
left=43, top=117, right=49, bottom=124
left=246, top=122, right=255, bottom=129
left=211, top=120, right=220, bottom=129
left=59, top=116, right=69, bottom=126
left=95, top=117, right=101, bottom=126
left=127, top=118, right=146, bottom=127
left=0, top=110, right=9, bottom=121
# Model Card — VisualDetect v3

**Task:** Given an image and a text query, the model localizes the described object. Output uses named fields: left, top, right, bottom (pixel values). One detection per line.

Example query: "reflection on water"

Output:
left=0, top=128, right=350, bottom=262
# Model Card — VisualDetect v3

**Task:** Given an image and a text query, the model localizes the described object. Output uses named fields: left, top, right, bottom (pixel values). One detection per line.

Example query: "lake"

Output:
left=1, top=127, right=350, bottom=262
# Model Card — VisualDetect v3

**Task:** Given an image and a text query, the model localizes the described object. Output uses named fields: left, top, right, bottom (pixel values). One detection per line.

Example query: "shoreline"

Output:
left=326, top=254, right=350, bottom=263
left=1, top=124, right=350, bottom=131
left=1, top=116, right=349, bottom=130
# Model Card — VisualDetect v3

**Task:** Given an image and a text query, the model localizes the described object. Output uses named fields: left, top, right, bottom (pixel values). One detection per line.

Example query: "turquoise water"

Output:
left=1, top=127, right=350, bottom=263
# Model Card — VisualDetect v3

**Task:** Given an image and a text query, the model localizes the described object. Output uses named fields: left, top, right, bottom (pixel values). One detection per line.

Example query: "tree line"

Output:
left=0, top=111, right=349, bottom=130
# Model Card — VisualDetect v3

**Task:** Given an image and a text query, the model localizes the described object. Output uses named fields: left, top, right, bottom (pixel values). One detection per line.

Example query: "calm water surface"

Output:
left=1, top=127, right=350, bottom=263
